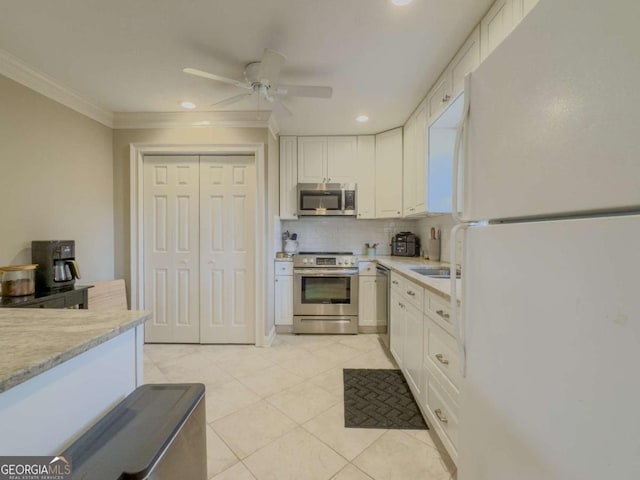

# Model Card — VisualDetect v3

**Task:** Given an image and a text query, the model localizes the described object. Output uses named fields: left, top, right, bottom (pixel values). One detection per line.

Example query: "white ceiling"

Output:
left=0, top=0, right=492, bottom=134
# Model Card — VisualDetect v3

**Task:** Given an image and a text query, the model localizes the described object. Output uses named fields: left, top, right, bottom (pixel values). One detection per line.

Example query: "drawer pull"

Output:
left=392, top=280, right=399, bottom=285
left=398, top=302, right=405, bottom=309
left=436, top=309, right=451, bottom=320
left=407, top=290, right=415, bottom=297
left=434, top=408, right=448, bottom=424
left=435, top=353, right=449, bottom=365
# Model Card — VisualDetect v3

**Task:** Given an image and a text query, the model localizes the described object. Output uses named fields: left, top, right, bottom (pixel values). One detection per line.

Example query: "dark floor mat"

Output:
left=343, top=368, right=428, bottom=430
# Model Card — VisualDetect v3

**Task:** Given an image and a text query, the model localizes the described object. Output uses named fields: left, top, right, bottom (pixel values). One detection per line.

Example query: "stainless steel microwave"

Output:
left=297, top=183, right=357, bottom=216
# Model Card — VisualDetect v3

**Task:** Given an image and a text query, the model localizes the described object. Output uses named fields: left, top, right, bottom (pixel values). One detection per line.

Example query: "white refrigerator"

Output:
left=451, top=0, right=640, bottom=479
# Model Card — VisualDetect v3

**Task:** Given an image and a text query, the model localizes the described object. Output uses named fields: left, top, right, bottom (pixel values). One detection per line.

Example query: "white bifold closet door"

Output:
left=199, top=156, right=256, bottom=344
left=143, top=155, right=256, bottom=344
left=144, top=156, right=200, bottom=343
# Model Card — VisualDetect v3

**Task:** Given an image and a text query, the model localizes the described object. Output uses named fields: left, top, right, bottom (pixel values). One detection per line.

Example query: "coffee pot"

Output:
left=32, top=240, right=82, bottom=291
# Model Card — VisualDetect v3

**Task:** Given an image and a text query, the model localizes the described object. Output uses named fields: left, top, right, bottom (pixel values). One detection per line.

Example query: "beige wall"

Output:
left=0, top=74, right=114, bottom=281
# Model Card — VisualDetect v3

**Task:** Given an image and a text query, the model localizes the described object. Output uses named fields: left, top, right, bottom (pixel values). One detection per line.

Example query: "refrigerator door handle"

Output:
left=450, top=222, right=468, bottom=377
left=452, top=74, right=471, bottom=224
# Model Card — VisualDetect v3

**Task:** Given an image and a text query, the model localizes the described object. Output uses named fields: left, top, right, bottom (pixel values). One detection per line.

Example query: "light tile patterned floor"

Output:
left=144, top=334, right=457, bottom=480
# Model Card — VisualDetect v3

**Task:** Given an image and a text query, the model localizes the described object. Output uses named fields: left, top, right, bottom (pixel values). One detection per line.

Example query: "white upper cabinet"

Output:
left=279, top=136, right=298, bottom=220
left=413, top=104, right=428, bottom=214
left=513, top=0, right=540, bottom=24
left=403, top=101, right=428, bottom=217
left=480, top=0, right=515, bottom=61
left=450, top=26, right=481, bottom=98
left=375, top=128, right=404, bottom=218
left=427, top=72, right=452, bottom=125
left=297, top=136, right=358, bottom=184
left=403, top=113, right=416, bottom=217
left=428, top=27, right=480, bottom=125
left=327, top=136, right=358, bottom=183
left=356, top=136, right=376, bottom=219
left=297, top=136, right=327, bottom=183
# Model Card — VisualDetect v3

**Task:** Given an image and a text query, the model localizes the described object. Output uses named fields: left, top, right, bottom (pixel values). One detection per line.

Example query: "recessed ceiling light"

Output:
left=180, top=101, right=197, bottom=109
left=356, top=115, right=369, bottom=123
left=391, top=0, right=413, bottom=5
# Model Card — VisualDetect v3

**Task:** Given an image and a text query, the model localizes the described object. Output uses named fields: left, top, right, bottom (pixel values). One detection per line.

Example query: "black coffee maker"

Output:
left=32, top=240, right=82, bottom=291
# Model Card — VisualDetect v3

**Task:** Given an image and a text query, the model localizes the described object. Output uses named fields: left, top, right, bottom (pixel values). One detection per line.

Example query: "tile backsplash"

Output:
left=416, top=214, right=462, bottom=265
left=281, top=218, right=418, bottom=256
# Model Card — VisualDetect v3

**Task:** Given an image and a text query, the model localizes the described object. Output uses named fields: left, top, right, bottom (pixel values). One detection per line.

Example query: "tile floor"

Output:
left=144, top=333, right=457, bottom=480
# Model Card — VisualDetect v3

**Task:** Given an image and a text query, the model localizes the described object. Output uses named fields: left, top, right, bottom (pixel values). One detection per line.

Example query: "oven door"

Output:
left=293, top=269, right=359, bottom=316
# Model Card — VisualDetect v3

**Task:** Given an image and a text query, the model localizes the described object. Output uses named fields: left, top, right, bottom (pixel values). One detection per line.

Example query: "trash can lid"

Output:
left=62, top=383, right=205, bottom=479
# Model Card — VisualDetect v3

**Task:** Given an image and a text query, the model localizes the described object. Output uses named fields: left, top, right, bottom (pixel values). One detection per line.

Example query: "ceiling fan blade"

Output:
left=272, top=101, right=293, bottom=118
left=258, top=48, right=286, bottom=86
left=212, top=93, right=254, bottom=108
left=276, top=84, right=333, bottom=98
left=183, top=68, right=252, bottom=90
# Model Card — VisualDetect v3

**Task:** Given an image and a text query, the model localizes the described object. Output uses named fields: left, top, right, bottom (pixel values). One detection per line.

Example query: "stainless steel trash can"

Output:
left=62, top=384, right=207, bottom=479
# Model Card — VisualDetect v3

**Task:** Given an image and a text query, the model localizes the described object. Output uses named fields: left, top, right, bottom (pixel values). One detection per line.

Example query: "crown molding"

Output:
left=113, top=110, right=278, bottom=131
left=0, top=48, right=114, bottom=127
left=0, top=48, right=281, bottom=135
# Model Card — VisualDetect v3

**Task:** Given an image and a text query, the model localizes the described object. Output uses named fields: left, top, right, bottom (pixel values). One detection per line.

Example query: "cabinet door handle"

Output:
left=275, top=279, right=279, bottom=283
left=436, top=309, right=451, bottom=320
left=392, top=280, right=399, bottom=285
left=435, top=353, right=449, bottom=365
left=398, top=302, right=405, bottom=309
left=407, top=290, right=415, bottom=297
left=441, top=94, right=451, bottom=104
left=434, top=408, right=448, bottom=424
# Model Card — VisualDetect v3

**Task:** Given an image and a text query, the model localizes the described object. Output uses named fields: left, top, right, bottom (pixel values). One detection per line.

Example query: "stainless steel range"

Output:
left=293, top=252, right=359, bottom=334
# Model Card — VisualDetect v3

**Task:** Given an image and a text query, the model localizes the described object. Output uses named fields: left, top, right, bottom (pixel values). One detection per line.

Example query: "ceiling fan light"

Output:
left=180, top=101, right=197, bottom=109
left=356, top=115, right=369, bottom=122
left=391, top=0, right=413, bottom=5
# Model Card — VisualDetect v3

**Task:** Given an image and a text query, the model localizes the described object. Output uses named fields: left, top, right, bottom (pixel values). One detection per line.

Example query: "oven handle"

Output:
left=294, top=269, right=359, bottom=276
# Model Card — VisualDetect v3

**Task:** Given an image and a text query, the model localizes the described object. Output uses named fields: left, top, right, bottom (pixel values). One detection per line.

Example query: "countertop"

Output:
left=360, top=255, right=461, bottom=302
left=0, top=309, right=151, bottom=393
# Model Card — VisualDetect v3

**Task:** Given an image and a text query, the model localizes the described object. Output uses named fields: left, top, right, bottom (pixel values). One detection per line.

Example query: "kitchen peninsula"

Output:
left=0, top=308, right=151, bottom=455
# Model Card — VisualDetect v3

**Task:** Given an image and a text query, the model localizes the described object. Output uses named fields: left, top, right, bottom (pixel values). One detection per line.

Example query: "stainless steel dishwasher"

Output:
left=376, top=265, right=390, bottom=348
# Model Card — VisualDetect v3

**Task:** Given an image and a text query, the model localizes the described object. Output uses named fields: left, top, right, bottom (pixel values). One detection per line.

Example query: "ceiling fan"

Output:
left=183, top=48, right=333, bottom=117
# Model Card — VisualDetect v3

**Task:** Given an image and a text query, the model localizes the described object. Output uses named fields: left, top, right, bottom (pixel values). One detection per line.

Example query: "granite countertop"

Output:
left=359, top=255, right=461, bottom=302
left=0, top=309, right=151, bottom=394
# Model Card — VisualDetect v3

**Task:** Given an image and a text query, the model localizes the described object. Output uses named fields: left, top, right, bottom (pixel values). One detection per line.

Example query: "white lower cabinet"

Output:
left=389, top=274, right=424, bottom=399
left=403, top=301, right=424, bottom=397
left=274, top=261, right=293, bottom=326
left=358, top=261, right=378, bottom=329
left=389, top=289, right=405, bottom=367
left=388, top=270, right=461, bottom=465
left=422, top=293, right=461, bottom=464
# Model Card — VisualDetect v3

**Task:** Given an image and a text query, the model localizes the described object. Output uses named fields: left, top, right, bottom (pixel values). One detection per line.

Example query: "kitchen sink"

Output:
left=410, top=267, right=461, bottom=279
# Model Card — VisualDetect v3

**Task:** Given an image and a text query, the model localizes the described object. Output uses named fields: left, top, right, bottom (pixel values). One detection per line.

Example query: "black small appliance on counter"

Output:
left=391, top=232, right=421, bottom=257
left=32, top=240, right=81, bottom=292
